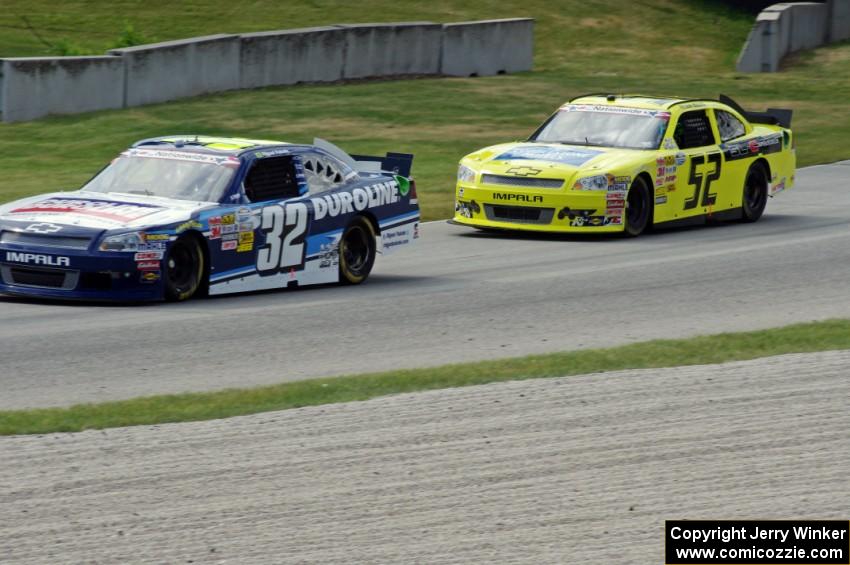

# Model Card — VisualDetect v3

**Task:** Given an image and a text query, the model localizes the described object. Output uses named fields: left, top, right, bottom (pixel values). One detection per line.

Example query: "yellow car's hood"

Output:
left=463, top=142, right=651, bottom=183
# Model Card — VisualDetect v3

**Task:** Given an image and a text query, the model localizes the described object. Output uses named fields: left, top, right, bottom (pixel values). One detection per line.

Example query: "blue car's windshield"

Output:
left=82, top=149, right=239, bottom=203
left=531, top=104, right=671, bottom=150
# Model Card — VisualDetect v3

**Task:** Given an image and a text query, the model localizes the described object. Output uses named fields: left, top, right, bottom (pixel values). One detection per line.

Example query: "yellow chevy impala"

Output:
left=451, top=94, right=795, bottom=236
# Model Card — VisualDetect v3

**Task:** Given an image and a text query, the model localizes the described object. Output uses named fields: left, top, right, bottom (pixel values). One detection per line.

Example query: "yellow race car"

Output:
left=451, top=94, right=795, bottom=236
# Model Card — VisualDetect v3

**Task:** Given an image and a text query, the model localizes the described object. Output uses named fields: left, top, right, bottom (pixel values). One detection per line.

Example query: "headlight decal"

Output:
left=457, top=164, right=476, bottom=183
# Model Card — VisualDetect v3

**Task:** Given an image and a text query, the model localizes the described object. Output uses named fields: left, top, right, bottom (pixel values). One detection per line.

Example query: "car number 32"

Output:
left=257, top=202, right=309, bottom=275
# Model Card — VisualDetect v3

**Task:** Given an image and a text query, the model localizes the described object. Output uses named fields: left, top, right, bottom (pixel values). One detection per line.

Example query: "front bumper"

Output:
left=452, top=183, right=626, bottom=233
left=0, top=246, right=164, bottom=302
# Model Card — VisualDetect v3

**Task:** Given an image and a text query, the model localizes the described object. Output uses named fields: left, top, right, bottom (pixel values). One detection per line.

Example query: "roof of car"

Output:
left=131, top=135, right=297, bottom=156
left=567, top=94, right=703, bottom=110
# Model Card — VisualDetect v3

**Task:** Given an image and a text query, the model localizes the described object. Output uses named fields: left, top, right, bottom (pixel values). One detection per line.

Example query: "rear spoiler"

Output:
left=720, top=94, right=793, bottom=129
left=313, top=138, right=414, bottom=178
left=349, top=152, right=414, bottom=178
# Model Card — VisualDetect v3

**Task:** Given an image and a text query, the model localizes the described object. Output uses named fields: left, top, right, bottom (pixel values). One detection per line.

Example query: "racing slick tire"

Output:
left=339, top=216, right=377, bottom=285
left=164, top=236, right=205, bottom=302
left=741, top=162, right=768, bottom=223
left=624, top=176, right=652, bottom=237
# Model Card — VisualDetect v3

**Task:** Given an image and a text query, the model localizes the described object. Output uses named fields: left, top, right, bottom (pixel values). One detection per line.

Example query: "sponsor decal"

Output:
left=12, top=198, right=161, bottom=223
left=458, top=188, right=465, bottom=198
left=222, top=240, right=238, bottom=251
left=505, top=166, right=542, bottom=177
left=496, top=145, right=602, bottom=167
left=318, top=242, right=339, bottom=268
left=254, top=148, right=291, bottom=158
left=770, top=177, right=787, bottom=195
left=25, top=222, right=62, bottom=234
left=237, top=207, right=252, bottom=219
left=493, top=193, right=544, bottom=203
left=5, top=252, right=70, bottom=267
left=239, top=222, right=253, bottom=233
left=221, top=224, right=238, bottom=234
left=222, top=233, right=238, bottom=241
left=128, top=148, right=232, bottom=165
left=561, top=104, right=669, bottom=118
left=310, top=181, right=400, bottom=220
left=655, top=195, right=668, bottom=205
left=209, top=216, right=222, bottom=225
left=176, top=220, right=203, bottom=233
left=664, top=138, right=678, bottom=150
left=138, top=242, right=166, bottom=251
left=722, top=134, right=783, bottom=162
left=144, top=233, right=170, bottom=241
left=675, top=152, right=686, bottom=166
left=140, top=271, right=161, bottom=283
left=134, top=251, right=164, bottom=261
left=221, top=213, right=236, bottom=225
left=210, top=225, right=222, bottom=239
left=382, top=228, right=412, bottom=249
left=606, top=216, right=622, bottom=225
left=237, top=231, right=254, bottom=252
left=136, top=261, right=160, bottom=270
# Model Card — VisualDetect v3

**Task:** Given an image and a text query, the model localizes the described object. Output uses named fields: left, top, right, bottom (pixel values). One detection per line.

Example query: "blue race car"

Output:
left=0, top=136, right=420, bottom=301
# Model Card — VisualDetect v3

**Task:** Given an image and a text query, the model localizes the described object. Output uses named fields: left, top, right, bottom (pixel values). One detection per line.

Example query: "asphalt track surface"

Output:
left=2, top=161, right=849, bottom=409
left=1, top=351, right=847, bottom=563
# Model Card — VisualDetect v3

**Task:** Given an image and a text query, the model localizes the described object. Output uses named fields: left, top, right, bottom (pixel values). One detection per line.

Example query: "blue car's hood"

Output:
left=0, top=191, right=216, bottom=232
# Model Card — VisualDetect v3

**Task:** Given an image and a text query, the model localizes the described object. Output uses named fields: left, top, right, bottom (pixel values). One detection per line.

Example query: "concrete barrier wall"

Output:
left=736, top=1, right=840, bottom=72
left=1, top=18, right=536, bottom=123
left=441, top=18, right=534, bottom=77
left=789, top=3, right=828, bottom=51
left=239, top=27, right=346, bottom=89
left=109, top=34, right=241, bottom=107
left=829, top=0, right=850, bottom=41
left=1, top=57, right=124, bottom=122
left=337, top=22, right=443, bottom=79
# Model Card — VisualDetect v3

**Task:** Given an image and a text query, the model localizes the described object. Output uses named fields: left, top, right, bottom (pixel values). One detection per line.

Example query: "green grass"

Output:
left=1, top=1, right=849, bottom=219
left=2, top=319, right=849, bottom=436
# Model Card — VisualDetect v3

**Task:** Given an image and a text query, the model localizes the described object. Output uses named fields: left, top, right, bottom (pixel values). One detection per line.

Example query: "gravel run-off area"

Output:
left=1, top=350, right=848, bottom=563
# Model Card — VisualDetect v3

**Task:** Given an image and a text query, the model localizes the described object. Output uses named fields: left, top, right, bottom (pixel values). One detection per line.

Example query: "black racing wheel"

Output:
left=339, top=217, right=377, bottom=285
left=624, top=176, right=652, bottom=237
left=164, top=236, right=204, bottom=301
left=741, top=162, right=768, bottom=223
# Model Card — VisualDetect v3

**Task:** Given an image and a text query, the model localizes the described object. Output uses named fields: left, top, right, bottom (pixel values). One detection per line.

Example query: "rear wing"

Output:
left=720, top=94, right=793, bottom=129
left=314, top=138, right=414, bottom=178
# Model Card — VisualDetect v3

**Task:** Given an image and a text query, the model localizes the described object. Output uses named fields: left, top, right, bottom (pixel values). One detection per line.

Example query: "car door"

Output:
left=668, top=109, right=725, bottom=219
left=242, top=154, right=310, bottom=277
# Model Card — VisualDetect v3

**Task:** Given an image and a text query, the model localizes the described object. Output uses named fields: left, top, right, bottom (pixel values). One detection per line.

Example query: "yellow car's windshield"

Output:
left=532, top=105, right=671, bottom=150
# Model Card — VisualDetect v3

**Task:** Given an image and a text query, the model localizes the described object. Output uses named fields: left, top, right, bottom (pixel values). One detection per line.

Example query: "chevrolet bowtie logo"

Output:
left=25, top=223, right=62, bottom=234
left=506, top=166, right=542, bottom=177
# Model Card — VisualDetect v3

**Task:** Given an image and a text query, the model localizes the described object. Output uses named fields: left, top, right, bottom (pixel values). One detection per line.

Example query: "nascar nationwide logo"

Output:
left=5, top=252, right=70, bottom=267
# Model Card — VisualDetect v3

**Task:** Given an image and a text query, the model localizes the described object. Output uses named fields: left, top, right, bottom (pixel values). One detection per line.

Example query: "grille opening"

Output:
left=481, top=174, right=564, bottom=189
left=9, top=266, right=67, bottom=288
left=484, top=205, right=555, bottom=225
left=0, top=231, right=92, bottom=249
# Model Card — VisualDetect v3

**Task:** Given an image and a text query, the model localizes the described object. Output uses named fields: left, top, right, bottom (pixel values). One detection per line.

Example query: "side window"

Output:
left=244, top=156, right=302, bottom=202
left=302, top=152, right=354, bottom=194
left=673, top=110, right=716, bottom=149
left=715, top=110, right=746, bottom=142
